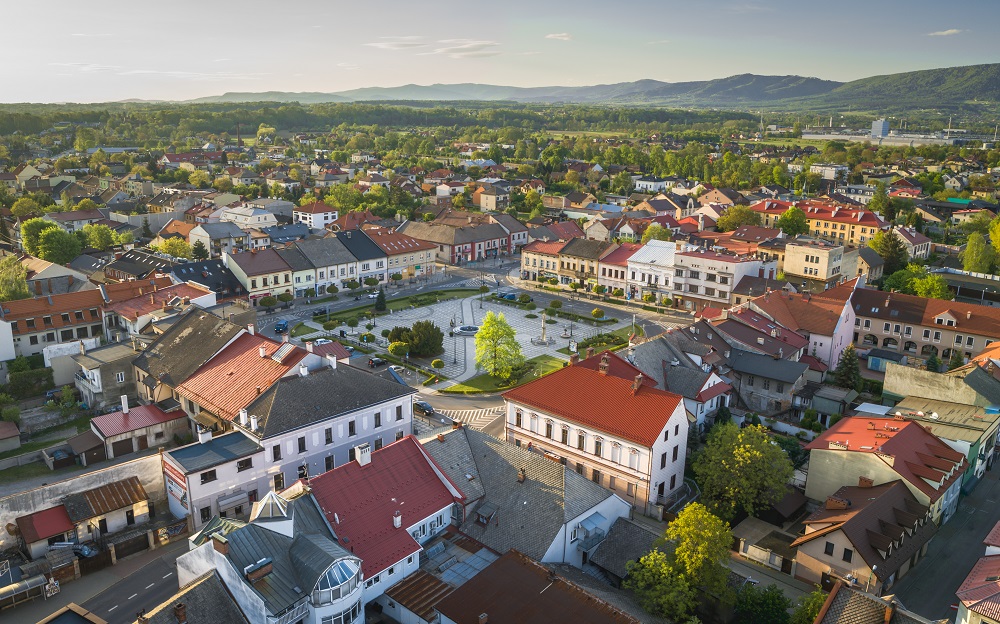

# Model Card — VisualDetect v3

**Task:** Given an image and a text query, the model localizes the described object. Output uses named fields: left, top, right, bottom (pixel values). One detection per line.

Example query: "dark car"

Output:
left=413, top=401, right=435, bottom=417
left=503, top=293, right=517, bottom=301
left=368, top=357, right=387, bottom=368
left=273, top=320, right=289, bottom=334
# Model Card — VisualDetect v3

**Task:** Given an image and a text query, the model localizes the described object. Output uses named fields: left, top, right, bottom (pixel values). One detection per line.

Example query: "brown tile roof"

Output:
left=383, top=570, right=455, bottom=621
left=104, top=283, right=211, bottom=321
left=503, top=352, right=682, bottom=447
left=63, top=476, right=148, bottom=522
left=0, top=420, right=18, bottom=440
left=958, top=555, right=1000, bottom=620
left=363, top=229, right=436, bottom=256
left=157, top=219, right=195, bottom=240
left=226, top=249, right=290, bottom=277
left=852, top=287, right=1000, bottom=337
left=176, top=333, right=306, bottom=422
left=598, top=242, right=642, bottom=266
left=522, top=239, right=568, bottom=256
left=294, top=201, right=337, bottom=214
left=750, top=290, right=846, bottom=337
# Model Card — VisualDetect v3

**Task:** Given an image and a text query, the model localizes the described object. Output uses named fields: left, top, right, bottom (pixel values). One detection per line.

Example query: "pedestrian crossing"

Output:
left=436, top=407, right=503, bottom=430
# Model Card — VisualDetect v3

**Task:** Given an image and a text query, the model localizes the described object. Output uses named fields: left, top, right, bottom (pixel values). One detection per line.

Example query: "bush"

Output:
left=612, top=288, right=624, bottom=297
left=388, top=341, right=409, bottom=357
left=381, top=329, right=391, bottom=338
left=347, top=318, right=359, bottom=328
left=363, top=277, right=380, bottom=287
left=431, top=359, right=444, bottom=369
left=359, top=332, right=376, bottom=343
left=591, top=308, right=605, bottom=319
left=642, top=293, right=656, bottom=303
left=326, top=284, right=339, bottom=294
left=518, top=293, right=531, bottom=304
left=548, top=300, right=562, bottom=310
left=594, top=285, right=607, bottom=295
left=6, top=368, right=54, bottom=399
left=549, top=277, right=559, bottom=285
left=525, top=313, right=538, bottom=319
left=344, top=280, right=360, bottom=291
left=258, top=296, right=277, bottom=308
left=525, top=302, right=536, bottom=310
left=322, top=320, right=339, bottom=331
left=304, top=288, right=316, bottom=297
left=569, top=283, right=580, bottom=290
left=277, top=292, right=294, bottom=303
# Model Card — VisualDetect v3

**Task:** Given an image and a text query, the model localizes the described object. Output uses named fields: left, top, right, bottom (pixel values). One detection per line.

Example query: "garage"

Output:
left=111, top=439, right=134, bottom=458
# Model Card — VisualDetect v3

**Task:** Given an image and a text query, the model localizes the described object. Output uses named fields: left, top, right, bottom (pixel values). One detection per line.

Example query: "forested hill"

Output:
left=183, top=63, right=1000, bottom=112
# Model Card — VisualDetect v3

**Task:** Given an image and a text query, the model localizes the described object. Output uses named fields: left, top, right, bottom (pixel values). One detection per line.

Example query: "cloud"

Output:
left=647, top=39, right=670, bottom=45
left=337, top=62, right=360, bottom=71
left=49, top=62, right=119, bottom=73
left=365, top=36, right=428, bottom=50
left=116, top=68, right=266, bottom=81
left=422, top=39, right=501, bottom=58
left=70, top=33, right=111, bottom=38
left=545, top=33, right=571, bottom=41
left=928, top=28, right=962, bottom=36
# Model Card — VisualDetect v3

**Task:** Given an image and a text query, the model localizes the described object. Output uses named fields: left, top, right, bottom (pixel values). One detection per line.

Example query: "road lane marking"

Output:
left=128, top=593, right=138, bottom=600
left=163, top=573, right=173, bottom=578
left=108, top=606, right=118, bottom=612
left=146, top=583, right=155, bottom=589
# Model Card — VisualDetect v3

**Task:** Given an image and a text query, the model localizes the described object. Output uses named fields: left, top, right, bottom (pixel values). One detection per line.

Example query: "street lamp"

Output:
left=452, top=334, right=458, bottom=364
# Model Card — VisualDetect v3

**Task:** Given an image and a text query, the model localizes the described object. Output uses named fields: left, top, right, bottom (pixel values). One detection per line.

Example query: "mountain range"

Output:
left=183, top=64, right=1000, bottom=112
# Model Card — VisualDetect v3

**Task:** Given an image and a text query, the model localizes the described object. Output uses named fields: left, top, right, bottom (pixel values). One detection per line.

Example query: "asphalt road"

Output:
left=82, top=550, right=182, bottom=624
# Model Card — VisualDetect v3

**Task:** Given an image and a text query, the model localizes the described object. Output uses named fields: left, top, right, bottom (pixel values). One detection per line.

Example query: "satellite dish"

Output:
left=895, top=411, right=902, bottom=416
left=5, top=523, right=19, bottom=536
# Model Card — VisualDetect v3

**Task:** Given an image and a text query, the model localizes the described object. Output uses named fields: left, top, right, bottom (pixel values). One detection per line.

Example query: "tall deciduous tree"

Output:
left=0, top=255, right=31, bottom=301
left=82, top=223, right=116, bottom=251
left=775, top=207, right=809, bottom=236
left=735, top=583, right=791, bottom=624
left=867, top=230, right=908, bottom=276
left=962, top=232, right=995, bottom=273
left=912, top=274, right=953, bottom=300
left=693, top=423, right=794, bottom=520
left=474, top=311, right=523, bottom=379
left=988, top=216, right=1000, bottom=256
left=715, top=205, right=762, bottom=232
left=790, top=590, right=828, bottom=624
left=160, top=238, right=192, bottom=259
left=641, top=224, right=673, bottom=244
left=20, top=218, right=60, bottom=256
left=832, top=344, right=863, bottom=391
left=868, top=182, right=889, bottom=217
left=37, top=228, right=82, bottom=264
left=11, top=198, right=42, bottom=220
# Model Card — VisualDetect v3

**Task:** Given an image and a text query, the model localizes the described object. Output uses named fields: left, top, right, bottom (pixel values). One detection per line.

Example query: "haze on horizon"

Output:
left=3, top=0, right=998, bottom=104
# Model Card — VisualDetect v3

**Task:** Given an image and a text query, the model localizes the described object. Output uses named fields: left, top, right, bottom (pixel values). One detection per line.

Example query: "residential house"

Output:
left=805, top=416, right=967, bottom=525
left=748, top=285, right=856, bottom=368
left=168, top=259, right=247, bottom=301
left=104, top=249, right=176, bottom=282
left=396, top=220, right=509, bottom=265
left=220, top=205, right=279, bottom=231
left=42, top=209, right=104, bottom=233
left=71, top=342, right=140, bottom=409
left=597, top=242, right=642, bottom=296
left=699, top=188, right=746, bottom=207
left=261, top=223, right=309, bottom=246
left=19, top=256, right=94, bottom=297
left=246, top=198, right=295, bottom=219
left=475, top=186, right=509, bottom=211
left=625, top=240, right=681, bottom=302
left=671, top=249, right=776, bottom=313
left=328, top=209, right=379, bottom=232
left=792, top=481, right=936, bottom=596
left=126, top=571, right=251, bottom=624
left=781, top=236, right=859, bottom=293
left=363, top=228, right=437, bottom=280
left=486, top=212, right=529, bottom=253
left=893, top=226, right=932, bottom=260
left=103, top=282, right=215, bottom=340
left=335, top=230, right=387, bottom=284
left=728, top=351, right=808, bottom=415
left=189, top=222, right=250, bottom=259
left=957, top=555, right=1000, bottom=624
left=857, top=247, right=885, bottom=282
left=503, top=350, right=689, bottom=514
left=633, top=176, right=669, bottom=193
left=293, top=237, right=358, bottom=294
left=88, top=402, right=188, bottom=461
left=223, top=249, right=293, bottom=305
left=293, top=201, right=338, bottom=231
left=748, top=200, right=888, bottom=247
left=810, top=163, right=850, bottom=181
left=729, top=276, right=796, bottom=307
left=711, top=306, right=809, bottom=361
left=520, top=239, right=567, bottom=283
left=556, top=238, right=614, bottom=290
left=152, top=219, right=196, bottom=248
left=421, top=425, right=631, bottom=569
left=275, top=246, right=317, bottom=298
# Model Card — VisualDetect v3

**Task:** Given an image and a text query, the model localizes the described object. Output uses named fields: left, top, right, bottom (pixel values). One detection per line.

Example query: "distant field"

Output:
left=542, top=130, right=626, bottom=139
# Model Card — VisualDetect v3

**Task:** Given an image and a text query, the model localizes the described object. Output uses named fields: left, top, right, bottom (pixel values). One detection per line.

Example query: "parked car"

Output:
left=368, top=357, right=387, bottom=368
left=342, top=344, right=355, bottom=353
left=313, top=338, right=332, bottom=345
left=413, top=401, right=435, bottom=417
left=453, top=325, right=479, bottom=336
left=273, top=320, right=289, bottom=334
left=367, top=292, right=379, bottom=299
left=390, top=365, right=405, bottom=373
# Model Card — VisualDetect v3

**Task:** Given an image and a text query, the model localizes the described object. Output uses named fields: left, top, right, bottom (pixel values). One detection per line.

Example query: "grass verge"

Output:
left=441, top=354, right=566, bottom=394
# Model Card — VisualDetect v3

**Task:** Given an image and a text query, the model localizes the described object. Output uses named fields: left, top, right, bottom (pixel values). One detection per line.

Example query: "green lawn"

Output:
left=442, top=354, right=566, bottom=394
left=290, top=322, right=315, bottom=337
left=312, top=289, right=480, bottom=323
left=0, top=462, right=82, bottom=484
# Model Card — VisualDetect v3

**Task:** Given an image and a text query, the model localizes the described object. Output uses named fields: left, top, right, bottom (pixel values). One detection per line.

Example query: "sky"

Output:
left=2, top=0, right=999, bottom=103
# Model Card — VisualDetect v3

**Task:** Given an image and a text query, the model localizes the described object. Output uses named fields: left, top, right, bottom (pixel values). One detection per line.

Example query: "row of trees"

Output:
left=19, top=218, right=133, bottom=265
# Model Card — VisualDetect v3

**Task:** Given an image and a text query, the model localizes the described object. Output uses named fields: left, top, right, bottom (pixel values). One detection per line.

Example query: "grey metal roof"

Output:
left=274, top=246, right=313, bottom=272
left=144, top=571, right=250, bottom=624
left=335, top=230, right=385, bottom=261
left=166, top=432, right=261, bottom=473
left=589, top=517, right=661, bottom=579
left=731, top=275, right=795, bottom=297
left=195, top=221, right=246, bottom=239
left=293, top=237, right=356, bottom=267
left=858, top=246, right=885, bottom=268
left=262, top=223, right=310, bottom=242
left=170, top=259, right=244, bottom=295
left=630, top=333, right=712, bottom=391
left=397, top=220, right=509, bottom=246
left=132, top=308, right=243, bottom=387
left=424, top=427, right=613, bottom=562
left=559, top=237, right=613, bottom=260
left=245, top=365, right=416, bottom=439
left=729, top=350, right=808, bottom=383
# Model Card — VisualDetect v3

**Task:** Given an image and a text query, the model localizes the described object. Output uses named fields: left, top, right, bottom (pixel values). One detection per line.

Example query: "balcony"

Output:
left=74, top=372, right=101, bottom=393
left=576, top=528, right=606, bottom=552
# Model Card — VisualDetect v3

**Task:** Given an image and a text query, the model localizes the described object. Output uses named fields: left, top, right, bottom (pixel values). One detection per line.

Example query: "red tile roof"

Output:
left=364, top=229, right=437, bottom=256
left=309, top=341, right=352, bottom=360
left=104, top=283, right=211, bottom=322
left=503, top=356, right=684, bottom=447
left=750, top=290, right=846, bottom=337
left=176, top=333, right=306, bottom=422
left=748, top=199, right=889, bottom=228
left=522, top=239, right=567, bottom=256
left=91, top=404, right=186, bottom=438
left=546, top=220, right=585, bottom=240
left=806, top=417, right=967, bottom=502
left=598, top=242, right=642, bottom=267
left=572, top=349, right=657, bottom=387
left=958, top=555, right=1000, bottom=619
left=16, top=505, right=74, bottom=543
left=309, top=436, right=457, bottom=577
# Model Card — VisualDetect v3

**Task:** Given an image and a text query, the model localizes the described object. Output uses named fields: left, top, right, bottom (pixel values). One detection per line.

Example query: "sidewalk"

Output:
left=12, top=539, right=188, bottom=622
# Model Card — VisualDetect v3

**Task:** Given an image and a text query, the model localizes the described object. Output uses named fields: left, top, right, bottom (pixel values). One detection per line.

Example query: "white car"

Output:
left=367, top=293, right=379, bottom=299
left=390, top=365, right=404, bottom=373
left=313, top=339, right=332, bottom=345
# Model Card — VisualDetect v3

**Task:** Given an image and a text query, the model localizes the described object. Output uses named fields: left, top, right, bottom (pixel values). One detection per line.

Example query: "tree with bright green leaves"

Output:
left=960, top=210, right=993, bottom=237
left=715, top=205, right=762, bottom=232
left=160, top=237, right=192, bottom=259
left=326, top=284, right=339, bottom=295
left=277, top=292, right=294, bottom=303
left=868, top=230, right=909, bottom=276
left=625, top=502, right=732, bottom=621
left=949, top=349, right=965, bottom=370
left=989, top=216, right=1000, bottom=256
left=191, top=240, right=209, bottom=260
left=775, top=207, right=809, bottom=236
left=374, top=287, right=386, bottom=312
left=868, top=182, right=889, bottom=217
left=523, top=189, right=543, bottom=213
left=20, top=218, right=59, bottom=256
left=258, top=296, right=277, bottom=309
left=693, top=423, right=793, bottom=520
left=832, top=344, right=863, bottom=392
left=790, top=590, right=828, bottom=624
left=962, top=232, right=995, bottom=273
left=641, top=223, right=673, bottom=244
left=344, top=280, right=360, bottom=293
left=912, top=274, right=953, bottom=300
left=735, top=583, right=791, bottom=624
left=0, top=255, right=31, bottom=301
left=188, top=170, right=211, bottom=188
left=387, top=341, right=409, bottom=357
left=82, top=223, right=116, bottom=251
left=11, top=198, right=42, bottom=220
left=363, top=277, right=380, bottom=288
left=37, top=228, right=82, bottom=264
left=475, top=311, right=523, bottom=379
left=926, top=352, right=941, bottom=372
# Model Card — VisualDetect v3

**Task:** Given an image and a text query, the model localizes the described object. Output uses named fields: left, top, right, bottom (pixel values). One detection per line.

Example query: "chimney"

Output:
left=250, top=415, right=258, bottom=431
left=211, top=533, right=229, bottom=555
left=825, top=496, right=851, bottom=510
left=256, top=385, right=262, bottom=395
left=967, top=310, right=972, bottom=320
left=259, top=345, right=267, bottom=358
left=632, top=373, right=643, bottom=394
left=173, top=603, right=187, bottom=624
left=306, top=341, right=314, bottom=353
left=479, top=614, right=489, bottom=624
left=247, top=323, right=255, bottom=336
left=121, top=395, right=129, bottom=414
left=244, top=559, right=273, bottom=583
left=885, top=293, right=891, bottom=307
left=299, top=363, right=309, bottom=377
left=452, top=421, right=463, bottom=430
left=437, top=434, right=445, bottom=443
left=239, top=409, right=248, bottom=426
left=79, top=341, right=87, bottom=355
left=393, top=510, right=402, bottom=529
left=197, top=427, right=212, bottom=444
left=598, top=353, right=610, bottom=375
left=569, top=353, right=579, bottom=365
left=867, top=421, right=875, bottom=430
left=586, top=346, right=595, bottom=360
left=282, top=333, right=289, bottom=344
left=517, top=467, right=526, bottom=483
left=356, top=443, right=371, bottom=466
left=883, top=603, right=894, bottom=624
left=150, top=293, right=155, bottom=305
left=859, top=476, right=874, bottom=488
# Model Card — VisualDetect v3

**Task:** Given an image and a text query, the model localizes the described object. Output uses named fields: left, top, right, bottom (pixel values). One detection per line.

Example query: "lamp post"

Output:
left=452, top=334, right=458, bottom=365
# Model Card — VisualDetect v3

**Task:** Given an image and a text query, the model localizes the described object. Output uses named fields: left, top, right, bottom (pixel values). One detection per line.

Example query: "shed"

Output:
left=67, top=430, right=106, bottom=467
left=15, top=506, right=74, bottom=559
left=0, top=420, right=20, bottom=454
left=866, top=348, right=907, bottom=372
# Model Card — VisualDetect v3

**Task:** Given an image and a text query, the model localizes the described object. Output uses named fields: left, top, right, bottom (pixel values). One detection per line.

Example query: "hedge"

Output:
left=6, top=368, right=55, bottom=399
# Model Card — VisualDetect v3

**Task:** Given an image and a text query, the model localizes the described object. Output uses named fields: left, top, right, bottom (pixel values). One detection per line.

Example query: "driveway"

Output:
left=892, top=468, right=1000, bottom=620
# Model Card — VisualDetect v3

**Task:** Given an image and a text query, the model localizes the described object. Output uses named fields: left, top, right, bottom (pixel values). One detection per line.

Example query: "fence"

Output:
left=0, top=440, right=74, bottom=471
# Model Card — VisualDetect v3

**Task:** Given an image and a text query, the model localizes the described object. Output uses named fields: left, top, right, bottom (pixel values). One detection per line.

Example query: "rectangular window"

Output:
left=660, top=452, right=667, bottom=469
left=374, top=437, right=383, bottom=451
left=934, top=331, right=941, bottom=341
left=843, top=548, right=853, bottom=563
left=325, top=428, right=333, bottom=444
left=545, top=422, right=553, bottom=439
left=883, top=322, right=890, bottom=332
left=591, top=469, right=601, bottom=484
left=824, top=541, right=835, bottom=556
left=273, top=445, right=281, bottom=462
left=923, top=329, right=931, bottom=340
left=396, top=405, right=403, bottom=421
left=747, top=375, right=754, bottom=387
left=956, top=334, right=963, bottom=345
left=200, top=470, right=217, bottom=484
left=237, top=458, right=253, bottom=472
left=561, top=428, right=568, bottom=445
left=374, top=412, right=381, bottom=428
left=967, top=336, right=975, bottom=347
left=325, top=455, right=335, bottom=471
left=115, top=372, right=126, bottom=383
left=577, top=433, right=585, bottom=451
left=515, top=411, right=522, bottom=428
left=672, top=445, right=679, bottom=462
left=776, top=382, right=784, bottom=393
left=594, top=439, right=602, bottom=457
left=298, top=437, right=306, bottom=453
left=349, top=420, right=356, bottom=437
left=762, top=379, right=771, bottom=391
left=200, top=507, right=211, bottom=523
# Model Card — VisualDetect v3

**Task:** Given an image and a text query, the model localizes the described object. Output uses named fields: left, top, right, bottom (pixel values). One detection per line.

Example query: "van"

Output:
left=274, top=320, right=289, bottom=334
